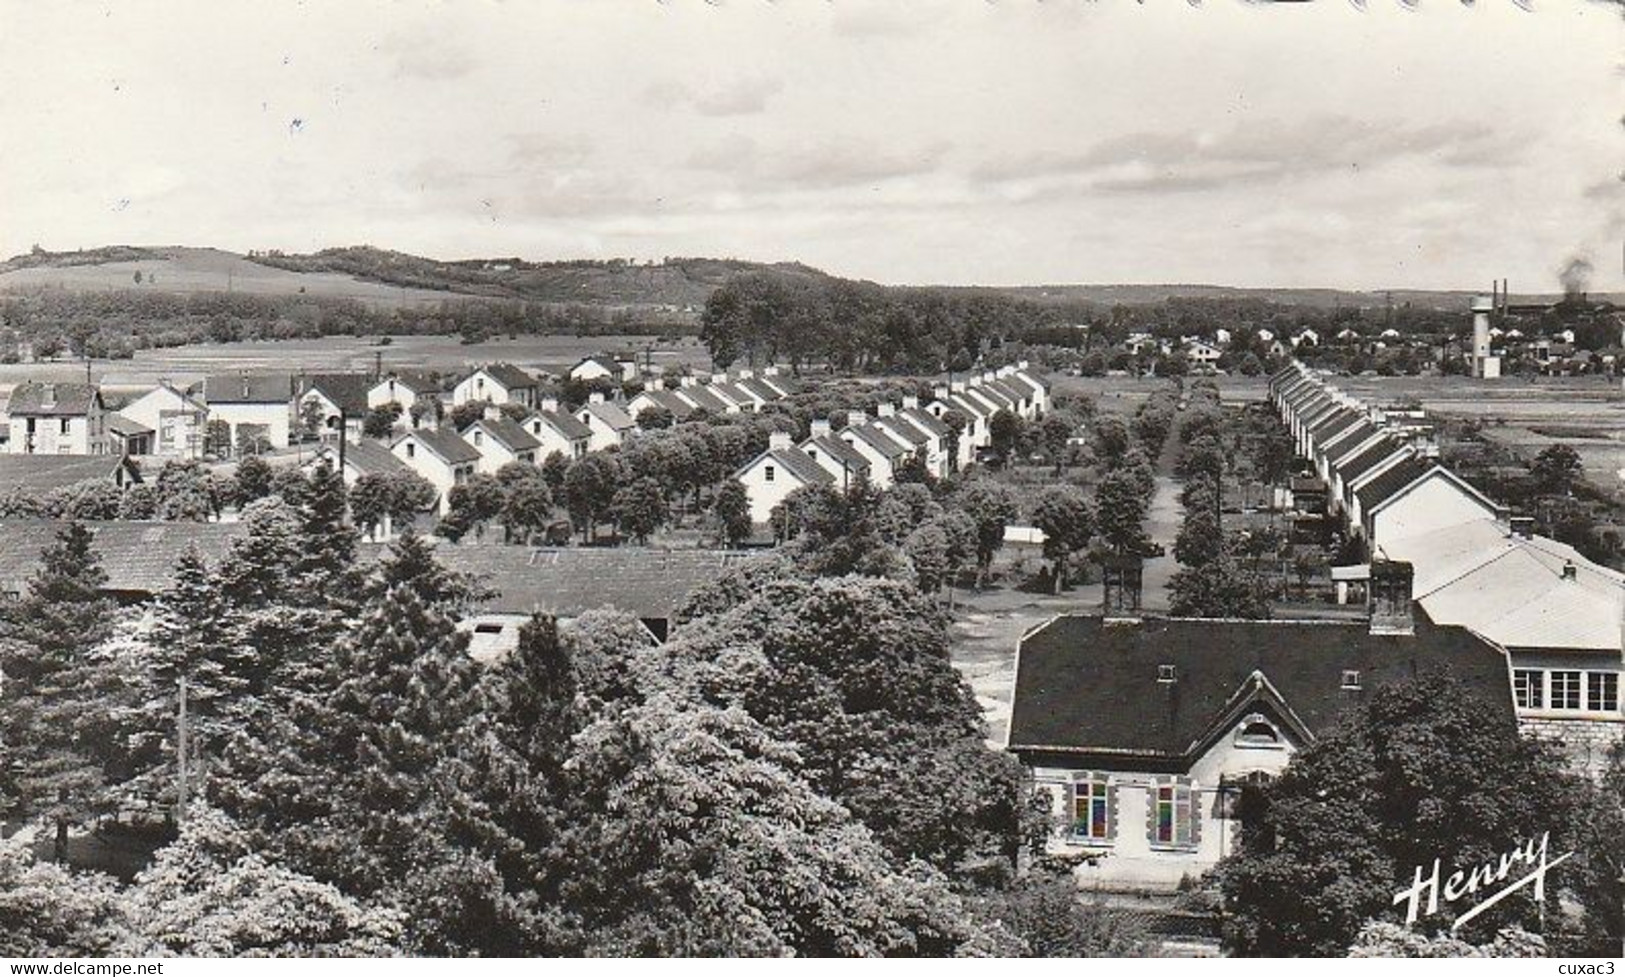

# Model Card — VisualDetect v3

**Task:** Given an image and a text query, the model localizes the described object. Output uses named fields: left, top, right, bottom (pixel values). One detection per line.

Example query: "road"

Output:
left=1140, top=474, right=1183, bottom=614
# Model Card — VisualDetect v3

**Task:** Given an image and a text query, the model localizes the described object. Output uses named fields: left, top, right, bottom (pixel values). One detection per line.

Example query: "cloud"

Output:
left=647, top=76, right=784, bottom=117
left=380, top=31, right=476, bottom=81
left=683, top=137, right=948, bottom=191
left=829, top=6, right=930, bottom=39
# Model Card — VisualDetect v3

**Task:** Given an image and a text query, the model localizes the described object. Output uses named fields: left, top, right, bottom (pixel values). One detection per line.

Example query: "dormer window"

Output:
left=1341, top=670, right=1362, bottom=690
left=1157, top=664, right=1177, bottom=684
left=1235, top=713, right=1283, bottom=749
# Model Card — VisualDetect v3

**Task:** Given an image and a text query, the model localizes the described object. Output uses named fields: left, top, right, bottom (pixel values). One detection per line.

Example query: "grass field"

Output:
left=0, top=333, right=717, bottom=401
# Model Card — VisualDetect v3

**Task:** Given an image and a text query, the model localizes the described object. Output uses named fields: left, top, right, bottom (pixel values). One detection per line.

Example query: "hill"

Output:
left=990, top=282, right=1618, bottom=311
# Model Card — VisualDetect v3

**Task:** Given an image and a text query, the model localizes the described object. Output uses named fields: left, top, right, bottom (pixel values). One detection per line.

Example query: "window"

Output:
left=1551, top=671, right=1583, bottom=710
left=473, top=623, right=504, bottom=635
left=1513, top=669, right=1543, bottom=710
left=1218, top=771, right=1273, bottom=819
left=1235, top=713, right=1282, bottom=749
left=1150, top=778, right=1199, bottom=849
left=764, top=464, right=776, bottom=483
left=472, top=431, right=483, bottom=446
left=60, top=419, right=70, bottom=434
left=1341, top=670, right=1362, bottom=690
left=405, top=442, right=415, bottom=458
left=1588, top=672, right=1619, bottom=713
left=1157, top=664, right=1177, bottom=683
left=1070, top=777, right=1111, bottom=843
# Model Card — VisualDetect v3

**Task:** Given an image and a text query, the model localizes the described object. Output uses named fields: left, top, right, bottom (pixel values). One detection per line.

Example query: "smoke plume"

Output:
left=1559, top=255, right=1593, bottom=298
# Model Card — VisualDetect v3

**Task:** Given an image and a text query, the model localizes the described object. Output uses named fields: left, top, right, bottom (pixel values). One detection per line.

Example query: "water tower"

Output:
left=1471, top=294, right=1500, bottom=379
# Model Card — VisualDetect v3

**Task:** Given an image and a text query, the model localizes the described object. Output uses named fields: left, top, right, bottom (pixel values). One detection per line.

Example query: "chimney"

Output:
left=1509, top=515, right=1535, bottom=539
left=483, top=405, right=503, bottom=421
left=950, top=381, right=966, bottom=393
left=768, top=430, right=793, bottom=451
left=589, top=391, right=605, bottom=405
left=1368, top=560, right=1415, bottom=636
left=1102, top=556, right=1143, bottom=622
left=763, top=365, right=780, bottom=377
left=541, top=396, right=559, bottom=413
left=1017, top=359, right=1030, bottom=370
left=811, top=418, right=831, bottom=438
left=902, top=395, right=919, bottom=410
left=1562, top=560, right=1578, bottom=582
left=649, top=378, right=665, bottom=391
left=711, top=372, right=728, bottom=384
left=877, top=403, right=896, bottom=418
left=933, top=385, right=949, bottom=401
left=680, top=376, right=698, bottom=388
left=738, top=368, right=754, bottom=379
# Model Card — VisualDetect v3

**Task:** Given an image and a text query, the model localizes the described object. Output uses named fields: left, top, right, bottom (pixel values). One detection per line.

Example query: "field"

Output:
left=0, top=247, right=466, bottom=306
left=0, top=333, right=717, bottom=402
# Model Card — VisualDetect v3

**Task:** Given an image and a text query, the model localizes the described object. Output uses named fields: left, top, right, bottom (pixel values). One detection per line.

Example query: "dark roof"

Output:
left=372, top=370, right=440, bottom=395
left=583, top=401, right=637, bottom=431
left=298, top=374, right=372, bottom=414
left=634, top=389, right=695, bottom=419
left=5, top=382, right=102, bottom=416
left=1354, top=455, right=1434, bottom=517
left=573, top=355, right=620, bottom=375
left=746, top=448, right=835, bottom=486
left=466, top=416, right=541, bottom=453
left=205, top=374, right=294, bottom=404
left=711, top=382, right=757, bottom=406
left=1307, top=409, right=1361, bottom=445
left=404, top=427, right=482, bottom=466
left=0, top=455, right=140, bottom=495
left=1334, top=438, right=1407, bottom=489
left=802, top=434, right=871, bottom=473
left=1321, top=421, right=1378, bottom=461
left=423, top=544, right=756, bottom=619
left=528, top=409, right=592, bottom=441
left=676, top=385, right=731, bottom=414
left=947, top=392, right=994, bottom=418
left=876, top=416, right=930, bottom=447
left=1008, top=612, right=1513, bottom=764
left=900, top=407, right=952, bottom=438
left=475, top=363, right=537, bottom=390
left=736, top=377, right=782, bottom=402
left=845, top=424, right=911, bottom=459
left=0, top=519, right=241, bottom=597
left=968, top=383, right=1014, bottom=410
left=987, top=379, right=1029, bottom=406
left=310, top=440, right=408, bottom=477
left=104, top=412, right=152, bottom=437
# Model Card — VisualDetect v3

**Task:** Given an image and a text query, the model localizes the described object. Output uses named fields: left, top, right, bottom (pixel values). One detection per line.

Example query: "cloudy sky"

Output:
left=1, top=0, right=1620, bottom=291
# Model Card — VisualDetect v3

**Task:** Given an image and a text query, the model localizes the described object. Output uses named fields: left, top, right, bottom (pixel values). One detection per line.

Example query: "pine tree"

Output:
left=0, top=522, right=119, bottom=860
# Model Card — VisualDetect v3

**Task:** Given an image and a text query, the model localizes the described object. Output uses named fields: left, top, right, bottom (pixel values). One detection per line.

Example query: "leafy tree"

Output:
left=635, top=404, right=674, bottom=430
left=438, top=472, right=505, bottom=542
left=563, top=454, right=621, bottom=543
left=539, top=451, right=571, bottom=495
left=978, top=866, right=1152, bottom=956
left=448, top=400, right=487, bottom=431
left=711, top=480, right=752, bottom=547
left=1216, top=673, right=1581, bottom=956
left=610, top=477, right=668, bottom=544
left=204, top=419, right=232, bottom=458
left=362, top=403, right=402, bottom=439
left=955, top=480, right=1019, bottom=589
left=1037, top=413, right=1075, bottom=475
left=234, top=455, right=274, bottom=504
left=1168, top=557, right=1268, bottom=618
left=1093, top=468, right=1149, bottom=556
left=1347, top=921, right=1545, bottom=958
left=1030, top=484, right=1093, bottom=593
left=988, top=410, right=1023, bottom=468
left=154, top=460, right=216, bottom=522
left=0, top=840, right=133, bottom=955
left=1531, top=443, right=1583, bottom=497
left=904, top=523, right=951, bottom=594
left=0, top=523, right=119, bottom=860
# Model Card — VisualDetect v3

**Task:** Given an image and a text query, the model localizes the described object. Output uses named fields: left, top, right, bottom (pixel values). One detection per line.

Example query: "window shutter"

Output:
left=1106, top=778, right=1119, bottom=841
left=1185, top=778, right=1203, bottom=848
left=1146, top=777, right=1162, bottom=844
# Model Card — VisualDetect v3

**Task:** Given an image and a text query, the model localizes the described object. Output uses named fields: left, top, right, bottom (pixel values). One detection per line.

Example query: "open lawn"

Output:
left=0, top=333, right=716, bottom=402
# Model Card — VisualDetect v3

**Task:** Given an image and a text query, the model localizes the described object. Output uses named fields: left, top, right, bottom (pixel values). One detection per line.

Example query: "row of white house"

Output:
left=732, top=363, right=1051, bottom=525
left=1270, top=360, right=1625, bottom=778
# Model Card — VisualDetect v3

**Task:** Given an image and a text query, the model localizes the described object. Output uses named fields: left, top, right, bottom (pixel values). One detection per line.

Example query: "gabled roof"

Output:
left=1322, top=422, right=1381, bottom=464
left=5, top=382, right=102, bottom=416
left=801, top=434, right=871, bottom=474
left=0, top=454, right=140, bottom=494
left=1353, top=455, right=1434, bottom=517
left=205, top=373, right=294, bottom=405
left=675, top=385, right=732, bottom=414
left=1307, top=409, right=1362, bottom=446
left=298, top=373, right=371, bottom=414
left=900, top=407, right=952, bottom=438
left=987, top=379, right=1029, bottom=406
left=1007, top=612, right=1513, bottom=762
left=711, top=382, right=757, bottom=407
left=875, top=416, right=930, bottom=447
left=465, top=416, right=542, bottom=453
left=400, top=427, right=482, bottom=466
left=310, top=440, right=409, bottom=477
left=128, top=382, right=206, bottom=413
left=967, top=383, right=1014, bottom=410
left=1362, top=460, right=1505, bottom=525
left=104, top=412, right=152, bottom=437
left=467, top=363, right=537, bottom=391
left=584, top=400, right=637, bottom=431
left=370, top=370, right=440, bottom=396
left=1334, top=437, right=1409, bottom=490
left=632, top=389, right=695, bottom=419
left=0, top=519, right=242, bottom=598
left=743, top=447, right=835, bottom=487
left=572, top=355, right=620, bottom=376
left=844, top=423, right=912, bottom=459
left=736, top=377, right=782, bottom=403
left=528, top=409, right=592, bottom=441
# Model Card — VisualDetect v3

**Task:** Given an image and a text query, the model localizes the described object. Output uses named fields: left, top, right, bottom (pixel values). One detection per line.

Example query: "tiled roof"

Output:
left=0, top=455, right=139, bottom=495
left=205, top=374, right=295, bottom=404
left=845, top=423, right=912, bottom=459
left=1353, top=456, right=1434, bottom=518
left=875, top=416, right=930, bottom=447
left=802, top=434, right=871, bottom=474
left=1008, top=612, right=1513, bottom=760
left=634, top=389, right=695, bottom=419
left=5, top=382, right=102, bottom=416
left=947, top=393, right=994, bottom=419
left=299, top=374, right=372, bottom=414
left=404, top=427, right=482, bottom=466
left=466, top=416, right=541, bottom=453
left=1307, top=409, right=1362, bottom=445
left=529, top=409, right=592, bottom=441
left=572, top=356, right=620, bottom=376
left=1333, top=438, right=1408, bottom=490
left=104, top=412, right=152, bottom=437
left=476, top=363, right=538, bottom=390
left=736, top=377, right=782, bottom=403
left=423, top=543, right=756, bottom=619
left=900, top=407, right=952, bottom=438
left=1321, top=422, right=1379, bottom=462
left=312, top=440, right=408, bottom=477
left=0, top=519, right=242, bottom=597
left=711, top=382, right=757, bottom=407
left=584, top=401, right=637, bottom=431
left=675, top=385, right=731, bottom=414
left=371, top=370, right=441, bottom=395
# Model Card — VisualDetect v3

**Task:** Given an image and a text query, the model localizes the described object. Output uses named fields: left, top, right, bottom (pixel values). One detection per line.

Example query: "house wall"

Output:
left=1028, top=726, right=1298, bottom=894
left=737, top=457, right=804, bottom=524
left=1369, top=475, right=1498, bottom=550
left=570, top=361, right=615, bottom=382
left=527, top=419, right=587, bottom=462
left=392, top=438, right=473, bottom=514
left=454, top=372, right=534, bottom=408
left=122, top=388, right=205, bottom=458
left=369, top=379, right=421, bottom=414
left=577, top=411, right=624, bottom=452
left=211, top=402, right=292, bottom=450
left=464, top=427, right=532, bottom=475
left=8, top=413, right=104, bottom=455
left=838, top=435, right=894, bottom=488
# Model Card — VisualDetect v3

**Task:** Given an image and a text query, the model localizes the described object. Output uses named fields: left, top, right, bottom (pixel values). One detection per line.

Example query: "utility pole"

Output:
left=176, top=676, right=189, bottom=827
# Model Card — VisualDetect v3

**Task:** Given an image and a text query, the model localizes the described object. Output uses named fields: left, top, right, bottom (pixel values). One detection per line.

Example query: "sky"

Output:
left=1, top=0, right=1620, bottom=292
